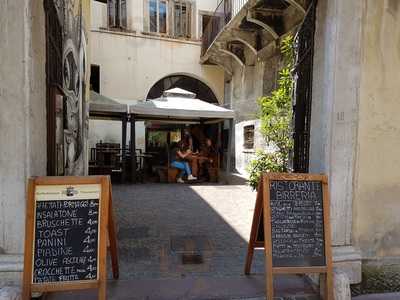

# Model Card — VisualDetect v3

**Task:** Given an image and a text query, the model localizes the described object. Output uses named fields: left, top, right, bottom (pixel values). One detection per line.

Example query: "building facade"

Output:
left=0, top=0, right=91, bottom=287
left=1, top=0, right=400, bottom=298
left=89, top=0, right=225, bottom=150
left=202, top=0, right=400, bottom=296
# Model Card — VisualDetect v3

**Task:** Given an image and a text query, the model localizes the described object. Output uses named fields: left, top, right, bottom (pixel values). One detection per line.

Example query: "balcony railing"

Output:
left=201, top=0, right=231, bottom=56
left=232, top=0, right=248, bottom=18
left=201, top=0, right=248, bottom=57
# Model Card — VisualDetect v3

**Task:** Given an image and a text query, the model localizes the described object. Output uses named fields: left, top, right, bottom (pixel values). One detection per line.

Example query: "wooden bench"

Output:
left=167, top=168, right=180, bottom=183
left=156, top=166, right=180, bottom=183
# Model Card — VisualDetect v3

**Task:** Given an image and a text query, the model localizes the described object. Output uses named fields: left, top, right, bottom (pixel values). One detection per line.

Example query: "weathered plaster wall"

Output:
left=89, top=1, right=224, bottom=152
left=91, top=0, right=107, bottom=30
left=0, top=0, right=46, bottom=253
left=90, top=0, right=224, bottom=101
left=0, top=0, right=46, bottom=284
left=230, top=63, right=263, bottom=122
left=310, top=0, right=362, bottom=247
left=235, top=120, right=266, bottom=175
left=90, top=30, right=224, bottom=102
left=229, top=50, right=280, bottom=174
left=353, top=0, right=400, bottom=260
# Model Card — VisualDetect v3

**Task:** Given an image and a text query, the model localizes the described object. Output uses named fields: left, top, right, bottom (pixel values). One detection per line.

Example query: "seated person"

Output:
left=170, top=141, right=197, bottom=183
left=199, top=138, right=218, bottom=179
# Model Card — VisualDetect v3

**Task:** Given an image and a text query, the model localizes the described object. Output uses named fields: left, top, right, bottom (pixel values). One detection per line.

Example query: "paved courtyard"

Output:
left=44, top=182, right=320, bottom=299
left=111, top=182, right=266, bottom=279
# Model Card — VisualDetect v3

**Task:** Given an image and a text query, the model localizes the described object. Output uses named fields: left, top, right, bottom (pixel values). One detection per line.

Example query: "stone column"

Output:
left=0, top=0, right=46, bottom=286
left=309, top=0, right=362, bottom=286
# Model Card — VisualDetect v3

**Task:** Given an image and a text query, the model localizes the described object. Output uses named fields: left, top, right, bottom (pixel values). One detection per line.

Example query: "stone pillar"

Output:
left=309, top=0, right=362, bottom=286
left=319, top=271, right=352, bottom=300
left=0, top=0, right=46, bottom=286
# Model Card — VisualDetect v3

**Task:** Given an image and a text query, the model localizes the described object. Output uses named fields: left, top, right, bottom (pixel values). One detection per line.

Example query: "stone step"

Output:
left=41, top=275, right=320, bottom=300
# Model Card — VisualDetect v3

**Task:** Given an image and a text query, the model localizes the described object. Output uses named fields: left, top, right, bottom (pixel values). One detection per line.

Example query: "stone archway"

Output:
left=146, top=74, right=219, bottom=103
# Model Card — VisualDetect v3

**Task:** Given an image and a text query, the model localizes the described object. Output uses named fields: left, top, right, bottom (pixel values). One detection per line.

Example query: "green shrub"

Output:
left=247, top=150, right=288, bottom=189
left=247, top=35, right=294, bottom=190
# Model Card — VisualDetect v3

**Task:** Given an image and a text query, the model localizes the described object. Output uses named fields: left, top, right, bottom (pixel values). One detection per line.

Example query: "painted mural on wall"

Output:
left=54, top=0, right=90, bottom=175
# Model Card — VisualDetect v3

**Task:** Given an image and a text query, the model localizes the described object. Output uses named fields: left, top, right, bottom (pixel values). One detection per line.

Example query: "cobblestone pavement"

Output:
left=44, top=182, right=319, bottom=300
left=111, top=182, right=266, bottom=279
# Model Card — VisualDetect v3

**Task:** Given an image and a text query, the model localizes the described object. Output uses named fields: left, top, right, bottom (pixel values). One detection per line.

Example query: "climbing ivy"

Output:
left=247, top=35, right=295, bottom=190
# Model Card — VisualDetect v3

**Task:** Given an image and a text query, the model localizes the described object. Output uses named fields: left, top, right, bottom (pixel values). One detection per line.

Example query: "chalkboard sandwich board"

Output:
left=244, top=173, right=333, bottom=300
left=22, top=176, right=119, bottom=300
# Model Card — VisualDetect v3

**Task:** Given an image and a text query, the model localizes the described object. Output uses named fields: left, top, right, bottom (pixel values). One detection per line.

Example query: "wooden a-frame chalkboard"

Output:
left=244, top=173, right=333, bottom=300
left=22, top=176, right=119, bottom=300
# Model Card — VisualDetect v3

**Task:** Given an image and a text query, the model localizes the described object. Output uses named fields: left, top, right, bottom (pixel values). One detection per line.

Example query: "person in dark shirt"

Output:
left=170, top=141, right=197, bottom=183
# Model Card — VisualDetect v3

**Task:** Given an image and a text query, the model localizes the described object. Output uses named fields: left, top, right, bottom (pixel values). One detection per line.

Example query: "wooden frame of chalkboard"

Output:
left=22, top=176, right=118, bottom=300
left=244, top=173, right=333, bottom=300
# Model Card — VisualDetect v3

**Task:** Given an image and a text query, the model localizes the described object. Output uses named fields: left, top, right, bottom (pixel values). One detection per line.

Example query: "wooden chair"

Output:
left=167, top=168, right=180, bottom=183
left=207, top=153, right=220, bottom=183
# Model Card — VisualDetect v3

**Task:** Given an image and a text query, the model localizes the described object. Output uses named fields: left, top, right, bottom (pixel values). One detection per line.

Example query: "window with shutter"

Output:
left=243, top=125, right=255, bottom=150
left=173, top=1, right=191, bottom=38
left=159, top=0, right=167, bottom=33
left=185, top=2, right=191, bottom=38
left=148, top=0, right=168, bottom=34
left=108, top=0, right=117, bottom=27
left=107, top=0, right=127, bottom=29
left=120, top=0, right=127, bottom=29
left=149, top=0, right=158, bottom=32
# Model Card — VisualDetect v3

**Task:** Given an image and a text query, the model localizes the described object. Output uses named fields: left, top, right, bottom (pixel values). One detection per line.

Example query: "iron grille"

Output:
left=44, top=0, right=63, bottom=87
left=292, top=0, right=317, bottom=173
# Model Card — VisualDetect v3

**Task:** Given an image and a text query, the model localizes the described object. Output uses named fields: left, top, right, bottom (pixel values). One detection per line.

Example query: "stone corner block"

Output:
left=0, top=287, right=21, bottom=300
left=333, top=271, right=351, bottom=300
left=333, top=246, right=362, bottom=284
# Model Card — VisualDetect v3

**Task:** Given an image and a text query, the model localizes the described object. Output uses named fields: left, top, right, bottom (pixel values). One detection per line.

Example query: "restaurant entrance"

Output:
left=88, top=88, right=235, bottom=184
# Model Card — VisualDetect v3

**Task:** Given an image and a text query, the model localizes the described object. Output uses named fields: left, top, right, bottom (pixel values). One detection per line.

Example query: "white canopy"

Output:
left=89, top=91, right=127, bottom=118
left=129, top=88, right=234, bottom=121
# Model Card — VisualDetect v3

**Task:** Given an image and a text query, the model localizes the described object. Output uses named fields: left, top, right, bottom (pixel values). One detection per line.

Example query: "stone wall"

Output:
left=228, top=49, right=280, bottom=174
left=353, top=0, right=400, bottom=260
left=309, top=0, right=363, bottom=286
left=310, top=0, right=400, bottom=292
left=0, top=0, right=46, bottom=285
left=350, top=1, right=400, bottom=292
left=234, top=120, right=266, bottom=175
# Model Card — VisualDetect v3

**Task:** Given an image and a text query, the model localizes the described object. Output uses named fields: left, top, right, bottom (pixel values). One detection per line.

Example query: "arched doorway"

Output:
left=146, top=74, right=218, bottom=103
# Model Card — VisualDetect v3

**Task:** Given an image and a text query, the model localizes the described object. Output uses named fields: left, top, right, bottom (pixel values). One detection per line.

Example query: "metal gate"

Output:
left=44, top=0, right=64, bottom=176
left=292, top=0, right=317, bottom=173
